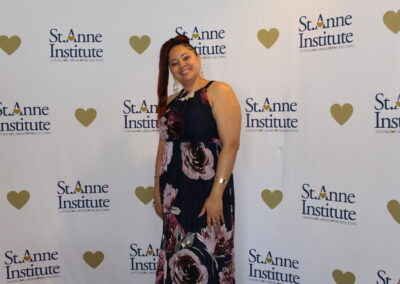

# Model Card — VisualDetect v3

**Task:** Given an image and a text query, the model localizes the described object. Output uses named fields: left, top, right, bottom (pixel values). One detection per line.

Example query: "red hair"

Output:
left=157, top=35, right=197, bottom=121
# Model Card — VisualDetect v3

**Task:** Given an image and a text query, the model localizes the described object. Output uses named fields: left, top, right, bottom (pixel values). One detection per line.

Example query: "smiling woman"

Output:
left=152, top=35, right=241, bottom=284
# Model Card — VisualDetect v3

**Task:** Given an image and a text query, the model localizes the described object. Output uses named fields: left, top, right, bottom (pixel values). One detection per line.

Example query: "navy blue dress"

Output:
left=155, top=81, right=235, bottom=284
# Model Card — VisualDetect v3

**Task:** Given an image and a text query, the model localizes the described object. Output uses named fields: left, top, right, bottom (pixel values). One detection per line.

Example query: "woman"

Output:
left=153, top=35, right=241, bottom=284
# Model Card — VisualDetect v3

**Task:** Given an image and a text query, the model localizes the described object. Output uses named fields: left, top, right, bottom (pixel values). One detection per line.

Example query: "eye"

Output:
left=182, top=55, right=190, bottom=61
left=169, top=61, right=178, bottom=67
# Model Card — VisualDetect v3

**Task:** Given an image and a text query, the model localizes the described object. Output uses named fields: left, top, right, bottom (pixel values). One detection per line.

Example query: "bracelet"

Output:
left=214, top=176, right=227, bottom=184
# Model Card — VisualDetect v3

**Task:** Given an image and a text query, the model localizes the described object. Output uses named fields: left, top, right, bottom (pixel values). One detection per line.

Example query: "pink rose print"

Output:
left=197, top=225, right=234, bottom=256
left=160, top=142, right=173, bottom=174
left=219, top=259, right=235, bottom=284
left=200, top=88, right=209, bottom=105
left=180, top=142, right=215, bottom=180
left=163, top=183, right=178, bottom=212
left=165, top=214, right=185, bottom=255
left=155, top=250, right=165, bottom=284
left=169, top=249, right=209, bottom=284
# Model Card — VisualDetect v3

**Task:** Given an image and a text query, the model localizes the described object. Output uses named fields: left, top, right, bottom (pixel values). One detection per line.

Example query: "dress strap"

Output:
left=203, top=80, right=215, bottom=90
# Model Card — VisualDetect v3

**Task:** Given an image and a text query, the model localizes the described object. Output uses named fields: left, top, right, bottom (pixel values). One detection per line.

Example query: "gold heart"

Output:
left=13, top=108, right=20, bottom=114
left=266, top=258, right=272, bottom=263
left=383, top=10, right=400, bottom=34
left=330, top=104, right=353, bottom=125
left=0, top=35, right=21, bottom=55
left=192, top=33, right=199, bottom=39
left=7, top=190, right=30, bottom=209
left=141, top=106, right=148, bottom=112
left=332, top=269, right=356, bottom=284
left=75, top=108, right=97, bottom=127
left=24, top=255, right=31, bottom=261
left=261, top=189, right=283, bottom=209
left=147, top=250, right=153, bottom=255
left=396, top=101, right=400, bottom=107
left=83, top=251, right=104, bottom=269
left=129, top=35, right=151, bottom=54
left=135, top=186, right=154, bottom=205
left=257, top=28, right=279, bottom=49
left=68, top=35, right=75, bottom=41
left=75, top=187, right=82, bottom=192
left=317, top=21, right=324, bottom=28
left=387, top=200, right=400, bottom=224
left=263, top=105, right=270, bottom=111
left=320, top=193, right=327, bottom=198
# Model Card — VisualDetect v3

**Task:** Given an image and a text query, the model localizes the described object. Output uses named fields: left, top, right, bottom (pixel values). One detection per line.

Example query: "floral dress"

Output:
left=156, top=81, right=235, bottom=284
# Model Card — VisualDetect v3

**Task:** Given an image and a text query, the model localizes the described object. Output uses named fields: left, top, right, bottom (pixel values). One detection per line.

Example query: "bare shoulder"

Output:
left=208, top=81, right=234, bottom=95
left=208, top=81, right=237, bottom=106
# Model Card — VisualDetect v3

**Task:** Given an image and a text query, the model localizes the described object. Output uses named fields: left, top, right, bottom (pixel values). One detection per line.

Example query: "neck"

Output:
left=181, top=77, right=208, bottom=92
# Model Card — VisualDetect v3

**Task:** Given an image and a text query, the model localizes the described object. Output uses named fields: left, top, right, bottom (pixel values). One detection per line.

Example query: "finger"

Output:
left=198, top=206, right=206, bottom=217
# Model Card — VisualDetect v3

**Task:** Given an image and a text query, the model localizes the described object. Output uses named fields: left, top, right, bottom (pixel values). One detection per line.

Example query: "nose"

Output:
left=178, top=60, right=186, bottom=68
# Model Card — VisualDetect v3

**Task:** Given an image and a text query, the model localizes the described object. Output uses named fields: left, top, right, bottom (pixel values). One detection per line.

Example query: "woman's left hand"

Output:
left=198, top=195, right=224, bottom=229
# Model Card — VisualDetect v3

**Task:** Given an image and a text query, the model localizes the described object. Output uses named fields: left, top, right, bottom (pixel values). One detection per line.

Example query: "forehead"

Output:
left=168, top=44, right=195, bottom=60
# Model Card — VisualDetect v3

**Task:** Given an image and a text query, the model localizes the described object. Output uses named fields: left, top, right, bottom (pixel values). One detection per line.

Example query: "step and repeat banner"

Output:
left=1, top=0, right=399, bottom=283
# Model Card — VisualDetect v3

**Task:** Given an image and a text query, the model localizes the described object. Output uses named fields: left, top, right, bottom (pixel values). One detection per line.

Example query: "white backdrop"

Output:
left=1, top=0, right=399, bottom=283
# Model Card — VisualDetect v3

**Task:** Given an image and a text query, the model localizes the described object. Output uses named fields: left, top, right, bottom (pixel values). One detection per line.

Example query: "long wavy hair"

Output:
left=157, top=35, right=197, bottom=121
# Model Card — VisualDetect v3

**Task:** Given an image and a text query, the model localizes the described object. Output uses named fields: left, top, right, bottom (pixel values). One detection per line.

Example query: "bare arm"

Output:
left=199, top=82, right=241, bottom=227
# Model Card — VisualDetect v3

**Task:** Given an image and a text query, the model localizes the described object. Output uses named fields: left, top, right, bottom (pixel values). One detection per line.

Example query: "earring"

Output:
left=173, top=79, right=179, bottom=93
left=200, top=69, right=204, bottom=79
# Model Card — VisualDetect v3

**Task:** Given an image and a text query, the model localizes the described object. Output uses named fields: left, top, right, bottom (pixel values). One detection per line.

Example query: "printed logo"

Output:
left=383, top=10, right=400, bottom=34
left=0, top=102, right=51, bottom=135
left=248, top=248, right=300, bottom=283
left=301, top=183, right=357, bottom=225
left=376, top=269, right=400, bottom=284
left=257, top=28, right=279, bottom=49
left=57, top=180, right=111, bottom=213
left=135, top=186, right=154, bottom=205
left=4, top=249, right=61, bottom=282
left=175, top=26, right=227, bottom=59
left=7, top=191, right=30, bottom=209
left=330, top=103, right=353, bottom=125
left=332, top=269, right=356, bottom=284
left=261, top=189, right=283, bottom=209
left=129, top=243, right=159, bottom=274
left=129, top=35, right=151, bottom=54
left=244, top=97, right=299, bottom=132
left=49, top=28, right=103, bottom=62
left=0, top=35, right=21, bottom=55
left=298, top=13, right=354, bottom=52
left=387, top=200, right=400, bottom=224
left=75, top=108, right=97, bottom=127
left=83, top=251, right=104, bottom=269
left=123, top=99, right=157, bottom=132
left=374, top=93, right=400, bottom=134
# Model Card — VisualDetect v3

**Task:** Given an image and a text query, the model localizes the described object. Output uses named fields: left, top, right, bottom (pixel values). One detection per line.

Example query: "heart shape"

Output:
left=383, top=10, right=400, bottom=34
left=257, top=28, right=279, bottom=49
left=261, top=189, right=283, bottom=209
left=330, top=104, right=353, bottom=125
left=332, top=269, right=356, bottom=284
left=75, top=108, right=97, bottom=127
left=396, top=101, right=400, bottom=107
left=135, top=186, right=154, bottom=205
left=317, top=21, right=324, bottom=28
left=263, top=105, right=270, bottom=111
left=75, top=186, right=82, bottom=192
left=141, top=106, right=148, bottom=112
left=387, top=200, right=400, bottom=224
left=7, top=190, right=30, bottom=209
left=129, top=35, right=151, bottom=54
left=0, top=35, right=21, bottom=55
left=266, top=258, right=272, bottom=263
left=83, top=251, right=104, bottom=269
left=320, top=193, right=327, bottom=198
left=24, top=255, right=31, bottom=261
left=14, top=108, right=21, bottom=114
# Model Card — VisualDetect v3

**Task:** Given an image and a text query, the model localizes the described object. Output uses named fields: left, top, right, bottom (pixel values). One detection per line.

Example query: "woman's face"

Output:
left=168, top=44, right=201, bottom=85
